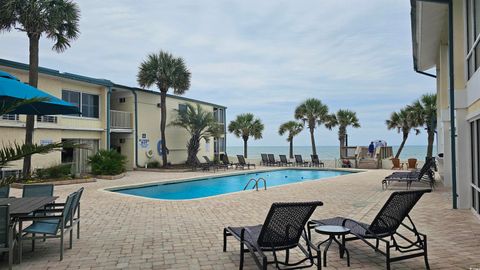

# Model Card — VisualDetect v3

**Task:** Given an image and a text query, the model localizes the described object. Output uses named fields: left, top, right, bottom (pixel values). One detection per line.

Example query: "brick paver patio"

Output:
left=2, top=168, right=479, bottom=269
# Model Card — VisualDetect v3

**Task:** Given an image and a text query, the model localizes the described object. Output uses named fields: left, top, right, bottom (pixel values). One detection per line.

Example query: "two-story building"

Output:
left=0, top=59, right=226, bottom=174
left=410, top=0, right=479, bottom=218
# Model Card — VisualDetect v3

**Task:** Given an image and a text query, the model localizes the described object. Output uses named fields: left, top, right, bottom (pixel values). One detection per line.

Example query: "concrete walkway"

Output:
left=2, top=168, right=479, bottom=269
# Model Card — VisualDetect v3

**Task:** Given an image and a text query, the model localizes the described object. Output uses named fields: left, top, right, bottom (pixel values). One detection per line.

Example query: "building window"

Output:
left=1, top=114, right=19, bottom=121
left=119, top=97, right=126, bottom=103
left=37, top=115, right=57, bottom=123
left=61, top=90, right=99, bottom=118
left=82, top=93, right=99, bottom=118
left=466, top=0, right=480, bottom=79
left=178, top=104, right=188, bottom=113
left=213, top=108, right=225, bottom=124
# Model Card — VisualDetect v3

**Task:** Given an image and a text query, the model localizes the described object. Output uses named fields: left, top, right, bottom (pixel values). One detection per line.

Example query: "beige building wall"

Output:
left=135, top=90, right=222, bottom=167
left=0, top=65, right=107, bottom=172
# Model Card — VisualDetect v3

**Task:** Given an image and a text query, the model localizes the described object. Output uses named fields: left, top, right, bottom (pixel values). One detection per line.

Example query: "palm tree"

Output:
left=408, top=93, right=437, bottom=158
left=294, top=98, right=331, bottom=155
left=137, top=51, right=191, bottom=167
left=170, top=104, right=221, bottom=165
left=328, top=109, right=360, bottom=158
left=278, top=121, right=304, bottom=159
left=386, top=108, right=420, bottom=158
left=0, top=0, right=81, bottom=177
left=228, top=113, right=264, bottom=158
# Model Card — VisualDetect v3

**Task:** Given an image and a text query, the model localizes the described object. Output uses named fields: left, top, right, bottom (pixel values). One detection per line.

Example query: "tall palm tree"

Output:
left=137, top=51, right=191, bottom=167
left=228, top=113, right=264, bottom=158
left=278, top=121, right=304, bottom=159
left=0, top=0, right=81, bottom=177
left=170, top=104, right=221, bottom=165
left=328, top=109, right=360, bottom=158
left=386, top=108, right=420, bottom=158
left=408, top=93, right=437, bottom=158
left=294, top=98, right=331, bottom=155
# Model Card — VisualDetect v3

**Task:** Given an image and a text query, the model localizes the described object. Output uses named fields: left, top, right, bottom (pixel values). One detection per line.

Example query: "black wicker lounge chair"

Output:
left=261, top=154, right=270, bottom=166
left=279, top=155, right=293, bottom=166
left=193, top=156, right=214, bottom=172
left=310, top=155, right=324, bottom=168
left=224, top=201, right=324, bottom=270
left=308, top=189, right=431, bottom=270
left=223, top=154, right=236, bottom=168
left=204, top=156, right=228, bottom=171
left=236, top=155, right=256, bottom=170
left=267, top=154, right=280, bottom=166
left=382, top=159, right=435, bottom=190
left=295, top=155, right=310, bottom=167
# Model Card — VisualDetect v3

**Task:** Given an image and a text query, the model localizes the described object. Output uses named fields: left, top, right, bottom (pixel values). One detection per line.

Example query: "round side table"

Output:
left=314, top=225, right=350, bottom=267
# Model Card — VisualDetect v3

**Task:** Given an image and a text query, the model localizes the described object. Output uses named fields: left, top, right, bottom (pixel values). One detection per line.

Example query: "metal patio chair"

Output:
left=0, top=204, right=15, bottom=270
left=0, top=185, right=10, bottom=198
left=267, top=154, right=280, bottom=166
left=22, top=184, right=54, bottom=197
left=18, top=191, right=77, bottom=262
left=308, top=189, right=431, bottom=270
left=261, top=154, right=270, bottom=166
left=224, top=201, right=323, bottom=270
left=236, top=155, right=256, bottom=170
left=310, top=155, right=324, bottom=168
left=382, top=159, right=435, bottom=189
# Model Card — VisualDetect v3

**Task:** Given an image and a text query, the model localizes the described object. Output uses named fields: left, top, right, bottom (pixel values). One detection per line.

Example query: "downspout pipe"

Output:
left=128, top=89, right=140, bottom=168
left=414, top=0, right=457, bottom=208
left=106, top=86, right=112, bottom=149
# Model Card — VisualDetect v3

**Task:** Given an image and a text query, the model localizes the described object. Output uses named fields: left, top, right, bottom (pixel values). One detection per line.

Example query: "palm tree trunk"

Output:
left=427, top=130, right=435, bottom=158
left=186, top=135, right=200, bottom=165
left=309, top=128, right=317, bottom=155
left=243, top=137, right=248, bottom=158
left=160, top=91, right=168, bottom=167
left=23, top=34, right=40, bottom=178
left=339, top=133, right=345, bottom=159
left=289, top=139, right=294, bottom=159
left=395, top=133, right=409, bottom=159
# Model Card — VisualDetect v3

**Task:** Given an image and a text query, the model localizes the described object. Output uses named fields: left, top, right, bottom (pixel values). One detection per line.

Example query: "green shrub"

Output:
left=36, top=163, right=72, bottom=179
left=88, top=149, right=126, bottom=175
left=147, top=160, right=161, bottom=168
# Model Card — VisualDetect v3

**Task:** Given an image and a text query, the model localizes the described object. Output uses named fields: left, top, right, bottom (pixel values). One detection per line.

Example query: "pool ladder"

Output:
left=243, top=178, right=267, bottom=191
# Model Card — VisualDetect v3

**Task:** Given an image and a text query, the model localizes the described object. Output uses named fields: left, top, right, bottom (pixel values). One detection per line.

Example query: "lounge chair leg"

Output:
left=285, top=248, right=289, bottom=264
left=385, top=241, right=391, bottom=270
left=239, top=242, right=244, bottom=270
left=8, top=249, right=12, bottom=270
left=32, top=233, right=35, bottom=251
left=223, top=229, right=227, bottom=252
left=375, top=239, right=379, bottom=251
left=424, top=235, right=430, bottom=270
left=316, top=249, right=322, bottom=270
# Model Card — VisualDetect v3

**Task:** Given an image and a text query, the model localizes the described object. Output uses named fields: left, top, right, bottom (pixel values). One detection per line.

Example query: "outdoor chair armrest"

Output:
left=341, top=218, right=384, bottom=239
left=18, top=214, right=62, bottom=221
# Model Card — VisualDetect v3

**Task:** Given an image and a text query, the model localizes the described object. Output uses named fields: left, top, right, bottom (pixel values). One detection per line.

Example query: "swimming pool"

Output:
left=110, top=169, right=353, bottom=200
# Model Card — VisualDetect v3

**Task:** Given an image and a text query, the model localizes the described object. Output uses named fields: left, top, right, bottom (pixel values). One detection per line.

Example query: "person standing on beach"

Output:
left=368, top=142, right=375, bottom=158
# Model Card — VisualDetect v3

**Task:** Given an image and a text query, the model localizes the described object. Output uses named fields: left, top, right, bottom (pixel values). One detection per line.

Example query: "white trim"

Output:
left=62, top=115, right=100, bottom=121
left=466, top=109, right=480, bottom=121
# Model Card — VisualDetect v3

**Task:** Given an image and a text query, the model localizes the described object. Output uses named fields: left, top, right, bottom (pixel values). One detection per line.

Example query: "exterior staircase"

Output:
left=357, top=158, right=379, bottom=169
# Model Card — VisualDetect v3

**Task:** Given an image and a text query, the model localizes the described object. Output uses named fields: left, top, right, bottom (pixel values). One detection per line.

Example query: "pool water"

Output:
left=111, top=169, right=352, bottom=200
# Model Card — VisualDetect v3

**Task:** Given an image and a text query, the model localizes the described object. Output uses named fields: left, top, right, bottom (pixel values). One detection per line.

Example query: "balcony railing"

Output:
left=110, top=110, right=132, bottom=129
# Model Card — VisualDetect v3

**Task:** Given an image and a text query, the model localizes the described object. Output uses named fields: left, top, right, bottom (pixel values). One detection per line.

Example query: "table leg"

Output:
left=323, top=236, right=333, bottom=267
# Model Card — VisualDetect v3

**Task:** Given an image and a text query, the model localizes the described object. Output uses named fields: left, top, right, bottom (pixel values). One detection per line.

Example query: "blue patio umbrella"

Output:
left=0, top=70, right=80, bottom=115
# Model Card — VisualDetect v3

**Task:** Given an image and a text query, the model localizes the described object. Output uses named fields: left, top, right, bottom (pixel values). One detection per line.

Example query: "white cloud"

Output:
left=0, top=0, right=434, bottom=147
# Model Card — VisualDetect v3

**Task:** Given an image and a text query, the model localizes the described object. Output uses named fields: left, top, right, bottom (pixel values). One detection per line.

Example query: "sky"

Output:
left=0, top=0, right=435, bottom=147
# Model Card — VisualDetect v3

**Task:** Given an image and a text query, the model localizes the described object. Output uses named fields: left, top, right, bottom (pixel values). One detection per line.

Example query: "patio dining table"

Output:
left=0, top=196, right=58, bottom=217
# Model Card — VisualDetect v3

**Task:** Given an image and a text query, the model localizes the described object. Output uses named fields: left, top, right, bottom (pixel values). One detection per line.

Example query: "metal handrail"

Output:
left=243, top=178, right=267, bottom=191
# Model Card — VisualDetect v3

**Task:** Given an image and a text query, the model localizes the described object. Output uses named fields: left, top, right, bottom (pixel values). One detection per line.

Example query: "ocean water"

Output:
left=226, top=145, right=436, bottom=161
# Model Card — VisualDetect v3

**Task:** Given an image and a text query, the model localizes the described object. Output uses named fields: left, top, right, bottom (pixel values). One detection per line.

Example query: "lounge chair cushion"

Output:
left=24, top=219, right=60, bottom=235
